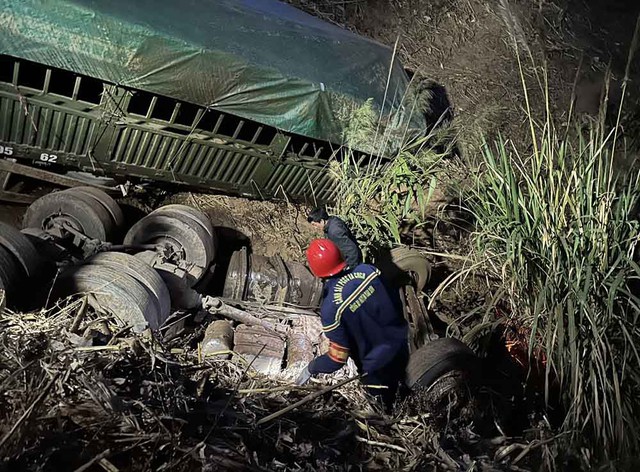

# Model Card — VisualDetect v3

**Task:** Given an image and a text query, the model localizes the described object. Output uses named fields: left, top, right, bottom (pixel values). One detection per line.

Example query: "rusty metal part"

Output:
left=57, top=221, right=94, bottom=241
left=284, top=260, right=323, bottom=307
left=201, top=320, right=234, bottom=359
left=234, top=324, right=286, bottom=376
left=21, top=228, right=70, bottom=263
left=0, top=190, right=36, bottom=204
left=135, top=250, right=202, bottom=310
left=150, top=205, right=216, bottom=266
left=402, top=285, right=436, bottom=352
left=23, top=190, right=115, bottom=243
left=64, top=171, right=117, bottom=188
left=218, top=297, right=319, bottom=318
left=246, top=254, right=288, bottom=304
left=223, top=248, right=323, bottom=309
left=0, top=167, right=33, bottom=205
left=0, top=159, right=117, bottom=193
left=124, top=214, right=211, bottom=284
left=285, top=316, right=324, bottom=372
left=223, top=247, right=249, bottom=300
left=202, top=296, right=286, bottom=335
left=54, top=221, right=108, bottom=259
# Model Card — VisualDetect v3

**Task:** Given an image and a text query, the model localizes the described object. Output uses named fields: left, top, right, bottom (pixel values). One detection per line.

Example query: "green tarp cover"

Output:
left=0, top=0, right=426, bottom=155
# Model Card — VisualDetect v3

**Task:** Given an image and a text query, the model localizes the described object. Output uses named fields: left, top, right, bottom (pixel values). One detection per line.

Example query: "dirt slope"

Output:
left=288, top=0, right=640, bottom=153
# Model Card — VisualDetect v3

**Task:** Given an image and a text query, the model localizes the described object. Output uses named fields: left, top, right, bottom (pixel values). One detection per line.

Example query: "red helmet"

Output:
left=306, top=239, right=347, bottom=278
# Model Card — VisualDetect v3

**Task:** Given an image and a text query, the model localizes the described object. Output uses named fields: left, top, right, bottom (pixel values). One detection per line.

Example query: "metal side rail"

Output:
left=0, top=158, right=120, bottom=204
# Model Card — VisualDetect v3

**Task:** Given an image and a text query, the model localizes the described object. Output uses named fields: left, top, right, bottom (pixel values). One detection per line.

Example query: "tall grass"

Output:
left=461, top=12, right=640, bottom=460
left=466, top=102, right=640, bottom=459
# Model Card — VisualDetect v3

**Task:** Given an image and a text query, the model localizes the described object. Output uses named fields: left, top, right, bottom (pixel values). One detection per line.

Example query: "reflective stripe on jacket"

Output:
left=309, top=263, right=408, bottom=375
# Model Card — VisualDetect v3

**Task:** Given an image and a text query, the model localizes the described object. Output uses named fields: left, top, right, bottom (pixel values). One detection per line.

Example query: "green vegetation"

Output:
left=330, top=98, right=451, bottom=256
left=462, top=27, right=640, bottom=460
left=466, top=113, right=640, bottom=459
left=328, top=140, right=442, bottom=256
left=331, top=67, right=640, bottom=470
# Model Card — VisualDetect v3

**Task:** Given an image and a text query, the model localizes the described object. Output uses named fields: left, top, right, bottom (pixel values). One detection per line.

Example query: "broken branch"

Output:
left=355, top=436, right=408, bottom=453
left=0, top=372, right=61, bottom=451
left=256, top=374, right=363, bottom=425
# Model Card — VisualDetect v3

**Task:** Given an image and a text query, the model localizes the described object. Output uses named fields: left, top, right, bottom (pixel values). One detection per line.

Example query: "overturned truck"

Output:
left=0, top=0, right=426, bottom=203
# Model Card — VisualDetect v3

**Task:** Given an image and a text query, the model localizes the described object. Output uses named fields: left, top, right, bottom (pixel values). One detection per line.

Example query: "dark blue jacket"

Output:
left=308, top=263, right=408, bottom=376
left=324, top=216, right=362, bottom=269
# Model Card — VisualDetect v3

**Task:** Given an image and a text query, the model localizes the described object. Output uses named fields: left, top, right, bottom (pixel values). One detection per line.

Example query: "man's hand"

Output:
left=295, top=365, right=312, bottom=386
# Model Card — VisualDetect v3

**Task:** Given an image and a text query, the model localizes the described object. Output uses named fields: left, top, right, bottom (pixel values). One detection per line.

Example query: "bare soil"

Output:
left=164, top=192, right=319, bottom=263
left=289, top=0, right=640, bottom=154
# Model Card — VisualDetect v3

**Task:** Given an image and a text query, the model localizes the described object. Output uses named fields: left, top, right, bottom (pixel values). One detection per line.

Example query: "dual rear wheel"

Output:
left=54, top=252, right=171, bottom=332
left=123, top=205, right=216, bottom=285
left=21, top=188, right=216, bottom=314
left=24, top=186, right=123, bottom=243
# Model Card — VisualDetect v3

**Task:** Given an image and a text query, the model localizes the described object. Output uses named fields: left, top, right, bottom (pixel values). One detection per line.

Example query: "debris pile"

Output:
left=0, top=302, right=559, bottom=471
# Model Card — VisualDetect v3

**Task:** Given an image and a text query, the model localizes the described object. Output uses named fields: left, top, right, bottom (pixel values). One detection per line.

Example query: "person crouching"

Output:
left=296, top=238, right=409, bottom=410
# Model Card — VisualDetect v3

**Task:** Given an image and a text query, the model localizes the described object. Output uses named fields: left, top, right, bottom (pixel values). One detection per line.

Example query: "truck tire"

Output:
left=85, top=252, right=171, bottom=323
left=406, top=338, right=478, bottom=389
left=54, top=263, right=168, bottom=331
left=60, top=190, right=115, bottom=240
left=152, top=205, right=217, bottom=263
left=124, top=214, right=210, bottom=284
left=67, top=187, right=125, bottom=232
left=23, top=191, right=113, bottom=242
left=0, top=244, right=20, bottom=301
left=390, top=247, right=431, bottom=292
left=153, top=205, right=215, bottom=243
left=0, top=221, right=41, bottom=280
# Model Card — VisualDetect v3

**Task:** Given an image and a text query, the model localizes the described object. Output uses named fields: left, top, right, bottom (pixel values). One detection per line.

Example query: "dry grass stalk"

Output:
left=0, top=299, right=556, bottom=470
